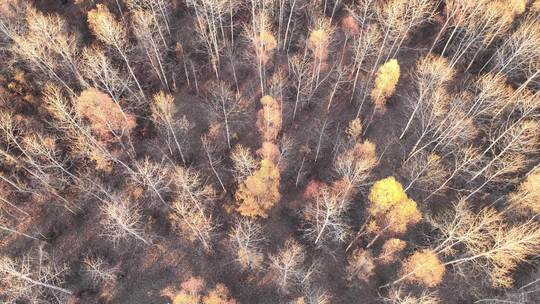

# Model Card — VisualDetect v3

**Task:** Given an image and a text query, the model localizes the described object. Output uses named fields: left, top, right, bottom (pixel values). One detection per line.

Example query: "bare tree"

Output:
left=464, top=117, right=539, bottom=199
left=334, top=140, right=377, bottom=201
left=475, top=267, right=540, bottom=304
left=401, top=152, right=448, bottom=193
left=302, top=184, right=350, bottom=246
left=245, top=11, right=277, bottom=94
left=170, top=166, right=216, bottom=251
left=381, top=286, right=440, bottom=304
left=269, top=238, right=313, bottom=294
left=0, top=5, right=85, bottom=93
left=81, top=45, right=138, bottom=109
left=0, top=248, right=72, bottom=303
left=228, top=218, right=265, bottom=270
left=377, top=0, right=436, bottom=60
left=490, top=17, right=540, bottom=84
left=129, top=157, right=172, bottom=207
left=205, top=80, right=243, bottom=149
left=132, top=9, right=170, bottom=91
left=346, top=248, right=375, bottom=283
left=306, top=17, right=334, bottom=97
left=0, top=211, right=40, bottom=242
left=230, top=144, right=257, bottom=183
left=288, top=54, right=314, bottom=120
left=352, top=0, right=435, bottom=117
left=87, top=4, right=146, bottom=100
left=429, top=199, right=540, bottom=288
left=403, top=91, right=478, bottom=164
left=151, top=92, right=193, bottom=164
left=292, top=287, right=331, bottom=304
left=0, top=112, right=79, bottom=213
left=201, top=132, right=227, bottom=193
left=82, top=255, right=119, bottom=287
left=508, top=168, right=540, bottom=215
left=186, top=0, right=229, bottom=78
left=400, top=55, right=455, bottom=140
left=424, top=146, right=480, bottom=201
left=0, top=183, right=28, bottom=217
left=346, top=4, right=380, bottom=110
left=125, top=0, right=172, bottom=37
left=100, top=195, right=151, bottom=245
left=434, top=0, right=517, bottom=71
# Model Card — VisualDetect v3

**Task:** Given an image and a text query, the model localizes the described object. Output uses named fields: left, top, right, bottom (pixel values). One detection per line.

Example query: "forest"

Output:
left=0, top=0, right=539, bottom=303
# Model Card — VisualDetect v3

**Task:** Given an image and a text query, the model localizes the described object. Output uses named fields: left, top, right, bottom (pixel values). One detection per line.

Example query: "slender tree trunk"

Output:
left=4, top=269, right=73, bottom=295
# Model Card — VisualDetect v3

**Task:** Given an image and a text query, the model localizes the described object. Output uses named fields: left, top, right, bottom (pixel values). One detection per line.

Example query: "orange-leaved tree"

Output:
left=396, top=249, right=445, bottom=288
left=378, top=238, right=407, bottom=265
left=235, top=94, right=283, bottom=218
left=235, top=159, right=281, bottom=218
left=307, top=17, right=334, bottom=93
left=76, top=88, right=136, bottom=142
left=165, top=277, right=237, bottom=304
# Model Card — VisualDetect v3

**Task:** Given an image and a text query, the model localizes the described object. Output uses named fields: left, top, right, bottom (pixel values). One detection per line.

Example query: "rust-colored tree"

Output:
left=76, top=88, right=136, bottom=142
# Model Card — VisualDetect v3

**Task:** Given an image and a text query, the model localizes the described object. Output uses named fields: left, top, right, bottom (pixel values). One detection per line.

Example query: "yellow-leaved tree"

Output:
left=368, top=176, right=408, bottom=214
left=235, top=159, right=281, bottom=218
left=365, top=176, right=421, bottom=247
left=308, top=19, right=332, bottom=64
left=371, top=59, right=400, bottom=111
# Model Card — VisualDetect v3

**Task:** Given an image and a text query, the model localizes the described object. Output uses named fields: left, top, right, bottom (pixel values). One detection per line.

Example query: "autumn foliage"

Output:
left=509, top=170, right=540, bottom=214
left=76, top=88, right=136, bottom=141
left=368, top=177, right=408, bottom=214
left=236, top=95, right=283, bottom=218
left=308, top=19, right=333, bottom=63
left=400, top=250, right=445, bottom=288
left=235, top=159, right=281, bottom=218
left=250, top=13, right=277, bottom=66
left=378, top=238, right=407, bottom=265
left=367, top=177, right=421, bottom=236
left=87, top=4, right=125, bottom=45
left=167, top=277, right=237, bottom=304
left=371, top=59, right=400, bottom=111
